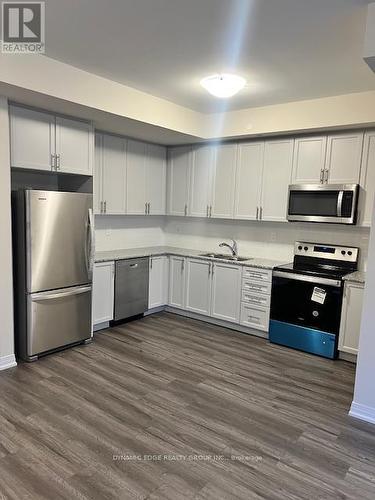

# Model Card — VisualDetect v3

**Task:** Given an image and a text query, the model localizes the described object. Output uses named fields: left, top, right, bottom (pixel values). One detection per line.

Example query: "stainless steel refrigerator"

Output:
left=13, top=190, right=94, bottom=361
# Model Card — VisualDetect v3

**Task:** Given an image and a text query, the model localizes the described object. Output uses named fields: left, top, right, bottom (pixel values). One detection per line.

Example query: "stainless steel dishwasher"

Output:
left=114, top=258, right=149, bottom=321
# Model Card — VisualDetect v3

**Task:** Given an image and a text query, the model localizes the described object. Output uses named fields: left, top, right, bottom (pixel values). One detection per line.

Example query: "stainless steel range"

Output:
left=269, top=242, right=359, bottom=359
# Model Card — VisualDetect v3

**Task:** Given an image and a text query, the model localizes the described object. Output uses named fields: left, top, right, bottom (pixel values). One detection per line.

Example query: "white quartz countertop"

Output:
left=343, top=271, right=366, bottom=284
left=95, top=246, right=286, bottom=270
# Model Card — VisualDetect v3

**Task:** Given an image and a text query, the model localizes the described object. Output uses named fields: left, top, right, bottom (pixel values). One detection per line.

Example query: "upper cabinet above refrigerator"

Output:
left=10, top=104, right=94, bottom=175
left=292, top=131, right=364, bottom=185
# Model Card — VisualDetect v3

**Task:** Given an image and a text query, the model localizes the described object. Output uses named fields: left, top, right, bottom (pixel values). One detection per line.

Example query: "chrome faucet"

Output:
left=219, top=239, right=238, bottom=257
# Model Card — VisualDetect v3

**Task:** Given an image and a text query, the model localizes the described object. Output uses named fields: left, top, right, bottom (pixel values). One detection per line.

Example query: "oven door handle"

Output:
left=337, top=191, right=344, bottom=218
left=273, top=271, right=342, bottom=288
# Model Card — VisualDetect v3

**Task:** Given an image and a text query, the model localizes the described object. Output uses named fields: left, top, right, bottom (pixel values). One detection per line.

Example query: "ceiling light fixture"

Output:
left=200, top=73, right=246, bottom=98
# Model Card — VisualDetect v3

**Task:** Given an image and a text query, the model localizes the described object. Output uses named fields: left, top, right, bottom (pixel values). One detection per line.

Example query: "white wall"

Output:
left=0, top=96, right=16, bottom=370
left=95, top=215, right=166, bottom=251
left=95, top=215, right=370, bottom=270
left=350, top=199, right=375, bottom=424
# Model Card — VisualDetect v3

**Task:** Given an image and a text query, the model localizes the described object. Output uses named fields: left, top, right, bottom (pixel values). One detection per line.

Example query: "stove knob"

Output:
left=304, top=246, right=308, bottom=251
left=298, top=245, right=303, bottom=251
left=348, top=251, right=352, bottom=256
left=341, top=250, right=346, bottom=255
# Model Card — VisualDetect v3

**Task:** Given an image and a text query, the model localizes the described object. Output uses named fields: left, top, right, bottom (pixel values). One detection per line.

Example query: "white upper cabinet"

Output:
left=167, top=146, right=192, bottom=216
left=234, top=142, right=264, bottom=220
left=146, top=144, right=166, bottom=215
left=292, top=135, right=327, bottom=184
left=339, top=282, right=364, bottom=355
left=211, top=262, right=241, bottom=323
left=325, top=132, right=364, bottom=184
left=149, top=256, right=169, bottom=309
left=126, top=139, right=147, bottom=215
left=260, top=139, right=294, bottom=222
left=10, top=104, right=93, bottom=175
left=359, top=130, right=375, bottom=226
left=55, top=116, right=93, bottom=175
left=185, top=259, right=212, bottom=316
left=101, top=134, right=127, bottom=214
left=189, top=145, right=215, bottom=217
left=10, top=105, right=55, bottom=171
left=211, top=144, right=237, bottom=219
left=168, top=256, right=186, bottom=309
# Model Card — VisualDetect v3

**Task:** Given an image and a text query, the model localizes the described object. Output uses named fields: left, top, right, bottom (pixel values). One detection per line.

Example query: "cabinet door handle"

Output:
left=259, top=207, right=263, bottom=220
left=150, top=258, right=153, bottom=270
left=212, top=263, right=215, bottom=277
left=208, top=263, right=211, bottom=276
left=320, top=169, right=324, bottom=184
left=324, top=169, right=329, bottom=183
left=181, top=260, right=185, bottom=272
left=100, top=201, right=103, bottom=214
left=104, top=201, right=107, bottom=213
left=256, top=207, right=259, bottom=220
left=51, top=154, right=56, bottom=170
left=56, top=154, right=61, bottom=170
left=145, top=202, right=148, bottom=215
left=184, top=204, right=187, bottom=216
left=206, top=205, right=209, bottom=217
left=210, top=205, right=212, bottom=217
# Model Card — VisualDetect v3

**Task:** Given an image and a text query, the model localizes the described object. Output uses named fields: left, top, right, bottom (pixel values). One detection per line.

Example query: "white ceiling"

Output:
left=44, top=0, right=375, bottom=113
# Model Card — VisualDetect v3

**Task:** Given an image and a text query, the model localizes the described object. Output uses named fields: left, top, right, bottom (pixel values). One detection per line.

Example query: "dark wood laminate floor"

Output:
left=0, top=312, right=374, bottom=499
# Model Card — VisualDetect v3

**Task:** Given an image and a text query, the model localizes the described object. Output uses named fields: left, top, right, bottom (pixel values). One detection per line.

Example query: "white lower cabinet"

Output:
left=240, top=303, right=270, bottom=331
left=211, top=262, right=241, bottom=323
left=339, top=281, right=364, bottom=355
left=149, top=256, right=169, bottom=309
left=168, top=256, right=186, bottom=309
left=240, top=267, right=272, bottom=332
left=93, top=262, right=114, bottom=325
left=185, top=259, right=212, bottom=315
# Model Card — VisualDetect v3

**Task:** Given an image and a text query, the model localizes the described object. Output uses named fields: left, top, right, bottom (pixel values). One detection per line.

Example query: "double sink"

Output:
left=199, top=252, right=252, bottom=262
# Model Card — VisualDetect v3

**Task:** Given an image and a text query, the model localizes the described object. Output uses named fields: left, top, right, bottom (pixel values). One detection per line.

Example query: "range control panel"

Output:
left=294, top=241, right=359, bottom=263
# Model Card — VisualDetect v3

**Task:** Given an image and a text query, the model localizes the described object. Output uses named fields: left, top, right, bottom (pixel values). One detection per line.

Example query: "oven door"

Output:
left=287, top=184, right=358, bottom=224
left=269, top=272, right=343, bottom=358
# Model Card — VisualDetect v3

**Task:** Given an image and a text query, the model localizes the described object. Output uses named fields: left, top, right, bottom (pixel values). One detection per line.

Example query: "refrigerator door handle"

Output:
left=87, top=208, right=95, bottom=280
left=31, top=285, right=92, bottom=301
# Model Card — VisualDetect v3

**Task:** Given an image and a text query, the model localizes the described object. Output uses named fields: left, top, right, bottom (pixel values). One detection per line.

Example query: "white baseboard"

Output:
left=349, top=402, right=375, bottom=425
left=0, top=354, right=17, bottom=371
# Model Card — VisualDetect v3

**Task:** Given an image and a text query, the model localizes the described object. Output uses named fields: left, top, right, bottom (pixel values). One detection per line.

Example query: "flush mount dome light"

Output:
left=200, top=73, right=246, bottom=98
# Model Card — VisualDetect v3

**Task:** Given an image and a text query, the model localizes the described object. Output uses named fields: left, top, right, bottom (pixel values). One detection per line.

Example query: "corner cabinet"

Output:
left=10, top=104, right=94, bottom=175
left=93, top=261, right=114, bottom=326
left=339, top=281, right=364, bottom=356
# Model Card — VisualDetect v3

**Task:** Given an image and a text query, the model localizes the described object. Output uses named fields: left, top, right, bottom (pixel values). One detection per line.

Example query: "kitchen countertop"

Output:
left=343, top=271, right=366, bottom=285
left=95, top=246, right=286, bottom=270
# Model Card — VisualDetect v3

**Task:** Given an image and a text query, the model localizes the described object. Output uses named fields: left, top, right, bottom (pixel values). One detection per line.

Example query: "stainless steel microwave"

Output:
left=287, top=184, right=359, bottom=224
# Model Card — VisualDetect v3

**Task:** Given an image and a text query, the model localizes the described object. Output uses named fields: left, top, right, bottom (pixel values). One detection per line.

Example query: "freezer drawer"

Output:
left=26, top=285, right=92, bottom=359
left=115, top=258, right=149, bottom=320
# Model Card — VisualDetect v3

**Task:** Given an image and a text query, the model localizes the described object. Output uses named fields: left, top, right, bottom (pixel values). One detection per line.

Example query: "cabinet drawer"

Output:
left=241, top=290, right=271, bottom=307
left=242, top=267, right=272, bottom=283
left=242, top=279, right=271, bottom=295
left=240, top=303, right=270, bottom=331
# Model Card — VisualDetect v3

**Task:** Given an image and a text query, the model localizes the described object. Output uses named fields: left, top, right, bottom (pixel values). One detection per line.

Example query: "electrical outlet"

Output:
left=105, top=229, right=111, bottom=237
left=270, top=232, right=277, bottom=242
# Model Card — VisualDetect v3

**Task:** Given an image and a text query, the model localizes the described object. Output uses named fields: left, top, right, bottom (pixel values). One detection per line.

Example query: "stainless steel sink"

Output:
left=199, top=253, right=252, bottom=262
